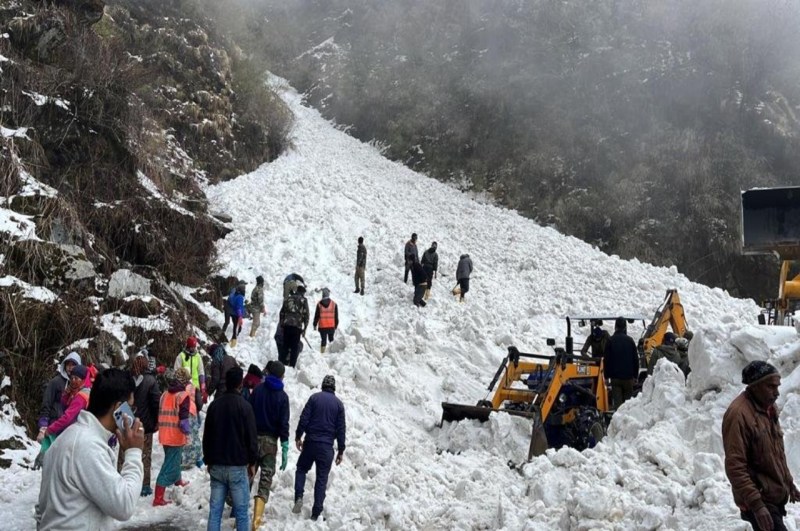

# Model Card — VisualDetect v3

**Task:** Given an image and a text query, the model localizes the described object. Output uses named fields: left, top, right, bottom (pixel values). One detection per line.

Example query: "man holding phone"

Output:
left=36, top=368, right=144, bottom=530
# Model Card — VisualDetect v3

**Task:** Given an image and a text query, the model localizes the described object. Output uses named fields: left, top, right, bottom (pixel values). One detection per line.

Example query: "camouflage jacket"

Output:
left=280, top=292, right=309, bottom=330
left=249, top=285, right=265, bottom=312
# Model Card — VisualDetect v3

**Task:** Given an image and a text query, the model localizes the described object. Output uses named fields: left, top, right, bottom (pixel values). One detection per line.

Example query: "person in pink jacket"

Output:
left=45, top=365, right=92, bottom=437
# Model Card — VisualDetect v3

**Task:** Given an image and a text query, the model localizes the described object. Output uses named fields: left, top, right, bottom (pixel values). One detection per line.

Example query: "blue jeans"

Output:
left=208, top=465, right=250, bottom=531
left=294, top=441, right=334, bottom=518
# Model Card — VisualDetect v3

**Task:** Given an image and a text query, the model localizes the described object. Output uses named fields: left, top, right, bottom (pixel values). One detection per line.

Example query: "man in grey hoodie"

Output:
left=36, top=352, right=81, bottom=446
left=455, top=254, right=473, bottom=302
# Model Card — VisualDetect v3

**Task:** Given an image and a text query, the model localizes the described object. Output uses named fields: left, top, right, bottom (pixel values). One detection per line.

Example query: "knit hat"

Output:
left=268, top=360, right=285, bottom=378
left=247, top=363, right=263, bottom=378
left=322, top=288, right=330, bottom=299
left=256, top=275, right=264, bottom=286
left=175, top=367, right=191, bottom=385
left=71, top=365, right=88, bottom=380
left=742, top=360, right=779, bottom=386
left=615, top=317, right=627, bottom=331
left=322, top=374, right=336, bottom=392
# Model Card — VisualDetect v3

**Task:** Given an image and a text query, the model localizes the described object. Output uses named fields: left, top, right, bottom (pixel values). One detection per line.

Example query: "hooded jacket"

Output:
left=207, top=346, right=239, bottom=397
left=38, top=352, right=82, bottom=429
left=203, top=389, right=259, bottom=468
left=35, top=410, right=143, bottom=530
left=602, top=329, right=639, bottom=380
left=133, top=366, right=161, bottom=435
left=722, top=389, right=796, bottom=512
left=249, top=375, right=290, bottom=441
left=421, top=247, right=438, bottom=272
left=456, top=255, right=473, bottom=280
left=313, top=298, right=340, bottom=330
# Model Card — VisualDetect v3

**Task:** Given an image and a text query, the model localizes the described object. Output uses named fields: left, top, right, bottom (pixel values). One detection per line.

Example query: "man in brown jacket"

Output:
left=722, top=361, right=800, bottom=531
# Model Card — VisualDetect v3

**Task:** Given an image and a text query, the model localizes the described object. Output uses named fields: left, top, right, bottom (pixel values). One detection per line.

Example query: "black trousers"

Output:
left=458, top=278, right=470, bottom=296
left=319, top=329, right=335, bottom=347
left=283, top=326, right=303, bottom=367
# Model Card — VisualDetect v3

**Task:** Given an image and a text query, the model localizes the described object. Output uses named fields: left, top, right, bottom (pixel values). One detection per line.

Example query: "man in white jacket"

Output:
left=35, top=368, right=144, bottom=530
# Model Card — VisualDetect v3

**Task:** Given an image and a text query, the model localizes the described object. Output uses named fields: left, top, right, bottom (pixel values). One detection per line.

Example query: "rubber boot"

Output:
left=320, top=345, right=326, bottom=354
left=174, top=478, right=190, bottom=487
left=252, top=496, right=266, bottom=531
left=230, top=338, right=238, bottom=348
left=153, top=485, right=172, bottom=506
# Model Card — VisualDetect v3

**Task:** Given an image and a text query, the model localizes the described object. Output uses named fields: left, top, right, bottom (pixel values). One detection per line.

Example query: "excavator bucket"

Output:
left=528, top=414, right=549, bottom=459
left=741, top=187, right=800, bottom=259
left=440, top=402, right=493, bottom=424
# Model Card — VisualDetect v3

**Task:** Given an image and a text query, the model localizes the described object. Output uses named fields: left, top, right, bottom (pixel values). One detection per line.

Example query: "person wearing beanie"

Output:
left=355, top=236, right=367, bottom=295
left=602, top=317, right=640, bottom=409
left=203, top=367, right=258, bottom=531
left=153, top=368, right=195, bottom=506
left=248, top=276, right=267, bottom=338
left=42, top=365, right=92, bottom=442
left=580, top=320, right=610, bottom=358
left=313, top=288, right=339, bottom=354
left=248, top=360, right=290, bottom=527
left=207, top=344, right=238, bottom=398
left=241, top=364, right=264, bottom=401
left=722, top=361, right=800, bottom=530
left=293, top=375, right=346, bottom=521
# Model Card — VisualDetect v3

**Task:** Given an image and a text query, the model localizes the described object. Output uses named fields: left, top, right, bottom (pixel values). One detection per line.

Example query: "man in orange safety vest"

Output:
left=313, top=288, right=339, bottom=354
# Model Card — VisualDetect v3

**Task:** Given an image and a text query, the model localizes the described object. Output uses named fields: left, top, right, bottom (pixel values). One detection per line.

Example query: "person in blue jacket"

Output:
left=292, top=375, right=346, bottom=521
left=248, top=361, right=290, bottom=528
left=223, top=281, right=246, bottom=347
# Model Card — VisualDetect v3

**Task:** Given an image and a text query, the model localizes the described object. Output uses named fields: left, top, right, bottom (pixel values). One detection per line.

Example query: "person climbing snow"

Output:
left=313, top=288, right=339, bottom=353
left=173, top=337, right=206, bottom=469
left=279, top=282, right=309, bottom=368
left=248, top=276, right=267, bottom=337
left=293, top=375, right=346, bottom=521
left=354, top=236, right=367, bottom=295
left=404, top=233, right=418, bottom=284
left=223, top=281, right=247, bottom=347
left=411, top=258, right=428, bottom=307
left=207, top=343, right=239, bottom=398
left=153, top=368, right=195, bottom=507
left=421, top=241, right=438, bottom=300
left=455, top=254, right=473, bottom=302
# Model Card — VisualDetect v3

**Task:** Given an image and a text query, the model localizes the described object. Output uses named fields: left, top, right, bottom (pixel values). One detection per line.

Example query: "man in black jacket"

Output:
left=603, top=317, right=640, bottom=409
left=293, top=375, right=346, bottom=521
left=131, top=350, right=160, bottom=497
left=411, top=259, right=428, bottom=307
left=203, top=367, right=259, bottom=531
left=421, top=242, right=438, bottom=300
left=249, top=361, right=290, bottom=528
left=207, top=344, right=238, bottom=397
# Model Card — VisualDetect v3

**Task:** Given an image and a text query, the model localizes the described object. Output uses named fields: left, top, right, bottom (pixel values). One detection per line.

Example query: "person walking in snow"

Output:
left=313, top=288, right=339, bottom=353
left=411, top=258, right=428, bottom=307
left=723, top=361, right=800, bottom=531
left=283, top=273, right=305, bottom=301
left=354, top=236, right=367, bottom=295
left=241, top=364, right=264, bottom=402
left=248, top=276, right=267, bottom=337
left=207, top=343, right=239, bottom=398
left=293, top=375, right=346, bottom=521
left=279, top=282, right=310, bottom=368
left=249, top=360, right=290, bottom=528
left=223, top=281, right=247, bottom=347
left=602, top=317, right=639, bottom=409
left=203, top=366, right=259, bottom=531
left=455, top=254, right=473, bottom=302
left=174, top=336, right=207, bottom=468
left=153, top=367, right=195, bottom=506
left=580, top=320, right=610, bottom=358
left=35, top=351, right=81, bottom=457
left=421, top=241, right=438, bottom=300
left=35, top=368, right=144, bottom=530
left=129, top=350, right=160, bottom=497
left=404, top=233, right=418, bottom=284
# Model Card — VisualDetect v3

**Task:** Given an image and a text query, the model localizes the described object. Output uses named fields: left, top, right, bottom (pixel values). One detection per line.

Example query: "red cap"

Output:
left=186, top=336, right=198, bottom=349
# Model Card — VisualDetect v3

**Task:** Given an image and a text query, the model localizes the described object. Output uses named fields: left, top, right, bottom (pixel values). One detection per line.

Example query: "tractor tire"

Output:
left=564, top=406, right=605, bottom=451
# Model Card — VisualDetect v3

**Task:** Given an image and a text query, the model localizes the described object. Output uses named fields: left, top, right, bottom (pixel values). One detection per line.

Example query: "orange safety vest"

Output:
left=158, top=390, right=189, bottom=447
left=318, top=300, right=337, bottom=329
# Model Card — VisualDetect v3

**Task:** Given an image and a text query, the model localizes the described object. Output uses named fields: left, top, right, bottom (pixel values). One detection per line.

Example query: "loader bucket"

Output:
left=440, top=402, right=494, bottom=425
left=741, top=187, right=800, bottom=259
left=528, top=414, right=549, bottom=460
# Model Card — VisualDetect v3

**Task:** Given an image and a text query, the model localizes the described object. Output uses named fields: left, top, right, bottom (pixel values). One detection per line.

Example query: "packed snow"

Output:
left=1, top=77, right=800, bottom=530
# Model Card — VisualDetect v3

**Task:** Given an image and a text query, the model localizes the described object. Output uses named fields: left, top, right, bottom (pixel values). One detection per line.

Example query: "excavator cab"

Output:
left=741, top=187, right=800, bottom=325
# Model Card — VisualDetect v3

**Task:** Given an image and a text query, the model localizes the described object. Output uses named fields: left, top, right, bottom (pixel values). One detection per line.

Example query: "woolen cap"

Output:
left=742, top=360, right=779, bottom=386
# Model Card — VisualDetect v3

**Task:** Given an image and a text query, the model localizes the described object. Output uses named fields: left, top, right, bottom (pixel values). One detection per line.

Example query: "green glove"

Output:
left=280, top=440, right=289, bottom=471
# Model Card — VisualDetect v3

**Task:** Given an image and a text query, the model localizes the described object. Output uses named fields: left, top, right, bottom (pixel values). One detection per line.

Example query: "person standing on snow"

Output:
left=203, top=367, right=259, bottom=531
left=455, top=254, right=473, bottom=302
left=129, top=350, right=161, bottom=497
left=313, top=288, right=339, bottom=353
left=36, top=365, right=92, bottom=467
left=153, top=368, right=195, bottom=506
left=292, top=375, right=346, bottom=521
left=279, top=283, right=309, bottom=368
left=421, top=241, right=438, bottom=300
left=207, top=343, right=239, bottom=398
left=723, top=361, right=800, bottom=531
left=602, top=317, right=639, bottom=409
left=36, top=351, right=81, bottom=450
left=249, top=360, right=290, bottom=528
left=354, top=236, right=367, bottom=295
left=248, top=276, right=267, bottom=338
left=283, top=273, right=305, bottom=301
left=411, top=258, right=428, bottom=307
left=173, top=336, right=207, bottom=412
left=223, top=281, right=247, bottom=347
left=404, top=233, right=419, bottom=284
left=35, top=369, right=144, bottom=530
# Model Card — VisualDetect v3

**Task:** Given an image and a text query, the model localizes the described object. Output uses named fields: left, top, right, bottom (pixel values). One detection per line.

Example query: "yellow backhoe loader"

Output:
left=741, top=186, right=800, bottom=325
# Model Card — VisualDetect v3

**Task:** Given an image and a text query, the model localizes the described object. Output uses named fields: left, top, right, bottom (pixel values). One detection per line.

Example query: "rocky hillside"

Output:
left=0, top=0, right=291, bottom=441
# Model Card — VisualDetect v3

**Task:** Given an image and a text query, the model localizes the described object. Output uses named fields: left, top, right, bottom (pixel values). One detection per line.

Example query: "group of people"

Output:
left=403, top=233, right=473, bottom=306
left=34, top=339, right=348, bottom=530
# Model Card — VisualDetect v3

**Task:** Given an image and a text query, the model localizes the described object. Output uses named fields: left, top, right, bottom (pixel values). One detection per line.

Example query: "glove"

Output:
left=33, top=452, right=45, bottom=470
left=179, top=418, right=192, bottom=435
left=201, top=386, right=208, bottom=404
left=280, top=440, right=289, bottom=471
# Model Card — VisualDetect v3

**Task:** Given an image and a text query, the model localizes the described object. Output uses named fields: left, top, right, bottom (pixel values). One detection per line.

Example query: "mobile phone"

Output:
left=113, top=402, right=135, bottom=432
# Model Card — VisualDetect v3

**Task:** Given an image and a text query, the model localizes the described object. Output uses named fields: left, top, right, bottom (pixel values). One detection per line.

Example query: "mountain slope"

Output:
left=3, top=77, right=799, bottom=530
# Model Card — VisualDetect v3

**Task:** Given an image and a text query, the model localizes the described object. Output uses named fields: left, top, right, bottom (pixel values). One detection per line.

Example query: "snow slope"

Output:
left=3, top=77, right=800, bottom=530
